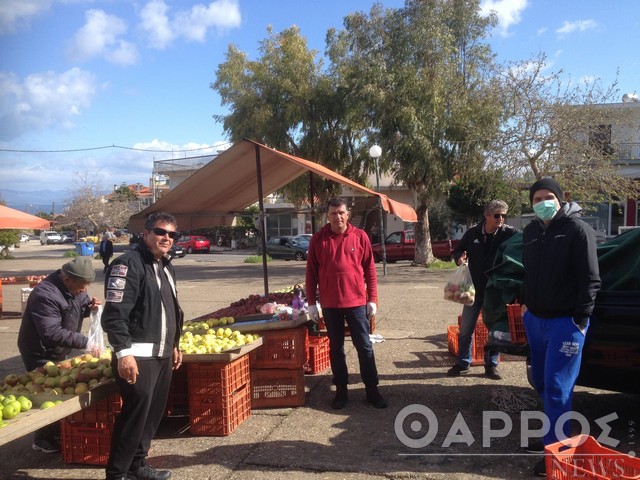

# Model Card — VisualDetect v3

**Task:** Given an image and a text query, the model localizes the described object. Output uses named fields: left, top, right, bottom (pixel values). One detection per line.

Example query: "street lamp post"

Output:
left=369, top=145, right=387, bottom=275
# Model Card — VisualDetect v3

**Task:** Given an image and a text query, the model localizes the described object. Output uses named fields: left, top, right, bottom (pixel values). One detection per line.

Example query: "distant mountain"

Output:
left=0, top=188, right=70, bottom=214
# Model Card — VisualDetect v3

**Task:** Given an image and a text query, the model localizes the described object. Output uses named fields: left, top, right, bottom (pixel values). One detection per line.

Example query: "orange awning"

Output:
left=0, top=205, right=50, bottom=230
left=130, top=139, right=417, bottom=231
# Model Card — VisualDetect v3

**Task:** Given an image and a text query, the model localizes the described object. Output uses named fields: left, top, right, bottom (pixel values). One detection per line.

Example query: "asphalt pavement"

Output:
left=0, top=242, right=637, bottom=480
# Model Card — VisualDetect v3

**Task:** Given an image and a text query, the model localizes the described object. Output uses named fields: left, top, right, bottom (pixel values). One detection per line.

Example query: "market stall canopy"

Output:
left=129, top=139, right=417, bottom=231
left=0, top=205, right=50, bottom=230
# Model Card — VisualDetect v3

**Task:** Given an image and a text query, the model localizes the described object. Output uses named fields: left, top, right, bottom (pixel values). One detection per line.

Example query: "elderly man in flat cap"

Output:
left=18, top=256, right=101, bottom=454
left=520, top=177, right=601, bottom=477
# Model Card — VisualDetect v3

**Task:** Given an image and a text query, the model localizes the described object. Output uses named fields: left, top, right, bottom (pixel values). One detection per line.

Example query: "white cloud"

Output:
left=0, top=0, right=54, bottom=34
left=139, top=0, right=241, bottom=49
left=67, top=9, right=138, bottom=65
left=0, top=68, right=98, bottom=141
left=139, top=0, right=174, bottom=49
left=480, top=0, right=528, bottom=37
left=556, top=19, right=597, bottom=37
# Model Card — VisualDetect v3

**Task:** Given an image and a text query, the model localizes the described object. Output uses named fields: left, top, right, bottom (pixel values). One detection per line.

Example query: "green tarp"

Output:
left=483, top=228, right=640, bottom=332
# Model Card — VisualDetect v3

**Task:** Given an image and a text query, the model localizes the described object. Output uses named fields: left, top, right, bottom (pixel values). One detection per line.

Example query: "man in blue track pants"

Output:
left=521, top=178, right=601, bottom=477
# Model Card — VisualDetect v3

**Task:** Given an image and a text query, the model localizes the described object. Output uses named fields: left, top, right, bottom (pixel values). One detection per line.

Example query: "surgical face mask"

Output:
left=533, top=200, right=559, bottom=221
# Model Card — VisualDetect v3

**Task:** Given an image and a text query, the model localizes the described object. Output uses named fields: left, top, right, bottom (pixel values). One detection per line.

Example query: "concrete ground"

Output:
left=0, top=242, right=637, bottom=480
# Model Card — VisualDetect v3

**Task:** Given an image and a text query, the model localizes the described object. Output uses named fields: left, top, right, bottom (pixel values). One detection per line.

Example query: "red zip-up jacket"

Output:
left=305, top=223, right=377, bottom=308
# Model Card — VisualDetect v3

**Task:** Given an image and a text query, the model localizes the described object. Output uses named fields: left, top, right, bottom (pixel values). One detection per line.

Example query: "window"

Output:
left=589, top=124, right=612, bottom=155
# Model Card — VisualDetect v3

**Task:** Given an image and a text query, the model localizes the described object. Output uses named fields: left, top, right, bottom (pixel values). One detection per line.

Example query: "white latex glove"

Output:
left=367, top=302, right=377, bottom=318
left=308, top=304, right=320, bottom=323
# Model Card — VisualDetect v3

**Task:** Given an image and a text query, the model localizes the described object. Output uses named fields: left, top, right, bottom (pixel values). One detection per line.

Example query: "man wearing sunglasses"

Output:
left=102, top=212, right=183, bottom=480
left=448, top=200, right=518, bottom=380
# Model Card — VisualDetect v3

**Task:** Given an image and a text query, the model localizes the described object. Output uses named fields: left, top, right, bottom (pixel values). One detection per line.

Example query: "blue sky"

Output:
left=1, top=0, right=638, bottom=212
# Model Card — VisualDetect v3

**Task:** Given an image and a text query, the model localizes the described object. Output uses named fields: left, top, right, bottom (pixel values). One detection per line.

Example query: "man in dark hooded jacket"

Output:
left=521, top=177, right=601, bottom=477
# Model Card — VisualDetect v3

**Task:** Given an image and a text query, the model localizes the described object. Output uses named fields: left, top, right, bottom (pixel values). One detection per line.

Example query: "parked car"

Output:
left=371, top=230, right=459, bottom=263
left=258, top=236, right=309, bottom=261
left=169, top=244, right=186, bottom=259
left=19, top=234, right=30, bottom=243
left=176, top=235, right=211, bottom=254
left=60, top=231, right=75, bottom=243
left=39, top=231, right=62, bottom=245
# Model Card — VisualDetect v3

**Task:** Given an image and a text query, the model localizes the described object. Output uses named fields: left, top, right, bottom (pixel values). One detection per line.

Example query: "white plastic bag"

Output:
left=443, top=263, right=476, bottom=306
left=86, top=304, right=105, bottom=356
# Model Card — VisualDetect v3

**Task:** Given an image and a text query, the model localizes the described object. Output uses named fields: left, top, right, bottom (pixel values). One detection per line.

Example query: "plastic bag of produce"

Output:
left=443, top=263, right=476, bottom=306
left=86, top=304, right=105, bottom=356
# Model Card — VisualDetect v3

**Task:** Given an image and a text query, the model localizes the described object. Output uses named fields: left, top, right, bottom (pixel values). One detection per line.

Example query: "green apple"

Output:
left=39, top=401, right=56, bottom=409
left=17, top=396, right=32, bottom=412
left=2, top=402, right=19, bottom=419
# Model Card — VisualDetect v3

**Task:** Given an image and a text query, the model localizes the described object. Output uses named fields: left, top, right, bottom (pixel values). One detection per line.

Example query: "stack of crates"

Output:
left=187, top=354, right=251, bottom=436
left=249, top=325, right=308, bottom=408
left=60, top=392, right=122, bottom=465
left=447, top=314, right=489, bottom=366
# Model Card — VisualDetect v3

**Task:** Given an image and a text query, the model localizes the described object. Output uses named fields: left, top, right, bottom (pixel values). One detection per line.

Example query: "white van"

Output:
left=40, top=231, right=62, bottom=245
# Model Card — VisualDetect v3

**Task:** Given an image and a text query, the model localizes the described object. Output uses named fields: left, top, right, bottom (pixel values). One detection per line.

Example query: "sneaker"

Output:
left=447, top=364, right=470, bottom=376
left=32, top=437, right=60, bottom=453
left=365, top=386, right=388, bottom=409
left=533, top=458, right=546, bottom=476
left=524, top=439, right=545, bottom=454
left=484, top=365, right=502, bottom=380
left=331, top=385, right=348, bottom=410
left=129, top=465, right=172, bottom=480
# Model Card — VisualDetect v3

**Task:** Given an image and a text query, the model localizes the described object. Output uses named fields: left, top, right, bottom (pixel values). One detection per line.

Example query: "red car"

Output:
left=176, top=235, right=211, bottom=254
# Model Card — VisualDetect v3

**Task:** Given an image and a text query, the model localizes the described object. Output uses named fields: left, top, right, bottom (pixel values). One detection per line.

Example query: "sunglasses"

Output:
left=493, top=213, right=507, bottom=219
left=151, top=227, right=178, bottom=239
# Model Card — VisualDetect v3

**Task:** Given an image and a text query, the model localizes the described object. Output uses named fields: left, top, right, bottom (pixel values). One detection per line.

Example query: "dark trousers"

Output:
left=323, top=306, right=379, bottom=387
left=106, top=355, right=173, bottom=478
left=102, top=256, right=112, bottom=272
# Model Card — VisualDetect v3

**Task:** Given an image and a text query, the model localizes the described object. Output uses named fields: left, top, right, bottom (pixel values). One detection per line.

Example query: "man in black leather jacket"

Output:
left=102, top=212, right=183, bottom=480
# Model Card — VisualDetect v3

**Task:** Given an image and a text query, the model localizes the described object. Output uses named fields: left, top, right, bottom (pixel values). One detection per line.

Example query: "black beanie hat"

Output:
left=529, top=177, right=563, bottom=204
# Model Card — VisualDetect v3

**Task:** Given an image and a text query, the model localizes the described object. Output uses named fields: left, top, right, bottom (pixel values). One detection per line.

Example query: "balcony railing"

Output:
left=616, top=142, right=640, bottom=163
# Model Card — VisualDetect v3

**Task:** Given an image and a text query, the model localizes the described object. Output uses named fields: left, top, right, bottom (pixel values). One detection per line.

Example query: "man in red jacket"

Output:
left=306, top=197, right=387, bottom=410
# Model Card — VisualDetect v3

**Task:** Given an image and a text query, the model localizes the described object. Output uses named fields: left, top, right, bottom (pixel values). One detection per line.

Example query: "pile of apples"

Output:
left=209, top=291, right=295, bottom=318
left=1, top=351, right=114, bottom=398
left=184, top=317, right=235, bottom=331
left=443, top=281, right=476, bottom=306
left=0, top=393, right=61, bottom=427
left=179, top=323, right=259, bottom=355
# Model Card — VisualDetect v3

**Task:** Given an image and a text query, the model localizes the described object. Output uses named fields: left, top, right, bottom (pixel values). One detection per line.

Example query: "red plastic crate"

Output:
left=61, top=420, right=113, bottom=465
left=187, top=355, right=250, bottom=397
left=249, top=325, right=308, bottom=369
left=189, top=382, right=251, bottom=436
left=250, top=367, right=306, bottom=409
left=67, top=393, right=122, bottom=423
left=545, top=434, right=640, bottom=480
left=506, top=304, right=527, bottom=344
left=305, top=336, right=330, bottom=374
left=447, top=323, right=487, bottom=366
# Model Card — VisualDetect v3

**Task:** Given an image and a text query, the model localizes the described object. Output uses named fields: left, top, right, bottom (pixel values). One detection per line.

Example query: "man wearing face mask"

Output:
left=521, top=178, right=601, bottom=477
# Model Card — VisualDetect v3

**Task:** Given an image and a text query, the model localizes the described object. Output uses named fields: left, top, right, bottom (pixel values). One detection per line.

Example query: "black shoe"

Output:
left=331, top=385, right=348, bottom=410
left=32, top=437, right=60, bottom=453
left=533, top=458, right=546, bottom=476
left=447, top=364, right=470, bottom=376
left=365, top=386, right=388, bottom=409
left=129, top=465, right=172, bottom=480
left=524, top=439, right=545, bottom=454
left=484, top=365, right=502, bottom=380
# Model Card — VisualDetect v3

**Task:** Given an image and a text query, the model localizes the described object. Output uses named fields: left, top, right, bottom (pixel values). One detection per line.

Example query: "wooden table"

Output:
left=0, top=381, right=118, bottom=447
